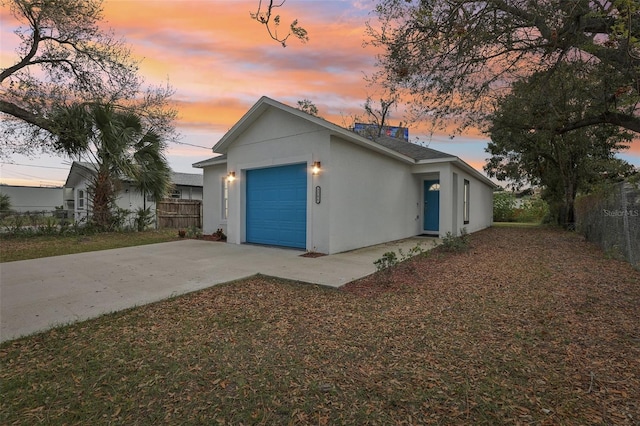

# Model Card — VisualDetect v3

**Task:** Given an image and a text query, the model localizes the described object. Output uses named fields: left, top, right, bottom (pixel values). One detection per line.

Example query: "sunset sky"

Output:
left=1, top=0, right=639, bottom=187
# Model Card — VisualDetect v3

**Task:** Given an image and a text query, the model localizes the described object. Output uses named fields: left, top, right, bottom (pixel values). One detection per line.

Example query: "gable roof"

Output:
left=198, top=96, right=496, bottom=187
left=65, top=161, right=203, bottom=188
left=372, top=136, right=454, bottom=161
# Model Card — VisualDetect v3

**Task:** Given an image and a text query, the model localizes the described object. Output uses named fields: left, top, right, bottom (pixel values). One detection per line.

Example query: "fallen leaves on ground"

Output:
left=1, top=227, right=639, bottom=424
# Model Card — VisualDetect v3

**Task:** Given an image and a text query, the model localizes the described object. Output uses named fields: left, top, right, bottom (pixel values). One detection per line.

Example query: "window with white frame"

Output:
left=169, top=189, right=181, bottom=199
left=221, top=177, right=229, bottom=220
left=463, top=179, right=470, bottom=224
left=77, top=189, right=85, bottom=210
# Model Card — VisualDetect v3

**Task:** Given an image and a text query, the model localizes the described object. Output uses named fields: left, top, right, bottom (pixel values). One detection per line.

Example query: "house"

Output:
left=193, top=96, right=496, bottom=254
left=64, top=161, right=203, bottom=224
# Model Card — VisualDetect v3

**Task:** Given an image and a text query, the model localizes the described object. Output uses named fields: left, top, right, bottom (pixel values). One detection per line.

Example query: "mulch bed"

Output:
left=198, top=234, right=226, bottom=242
left=299, top=251, right=327, bottom=258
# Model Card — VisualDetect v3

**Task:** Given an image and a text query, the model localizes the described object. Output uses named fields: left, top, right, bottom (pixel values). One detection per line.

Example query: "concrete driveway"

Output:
left=0, top=237, right=436, bottom=342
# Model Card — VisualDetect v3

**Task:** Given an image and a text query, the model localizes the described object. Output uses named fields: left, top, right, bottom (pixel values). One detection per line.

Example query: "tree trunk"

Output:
left=91, top=171, right=115, bottom=231
left=563, top=180, right=577, bottom=230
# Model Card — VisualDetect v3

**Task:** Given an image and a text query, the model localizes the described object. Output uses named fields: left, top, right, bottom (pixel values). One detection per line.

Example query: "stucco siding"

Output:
left=328, top=136, right=419, bottom=254
left=202, top=163, right=227, bottom=234
left=451, top=164, right=494, bottom=233
left=196, top=97, right=496, bottom=254
left=225, top=108, right=331, bottom=253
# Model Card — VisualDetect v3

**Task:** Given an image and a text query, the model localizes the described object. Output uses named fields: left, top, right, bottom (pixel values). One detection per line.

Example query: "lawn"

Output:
left=1, top=227, right=639, bottom=424
left=0, top=228, right=180, bottom=262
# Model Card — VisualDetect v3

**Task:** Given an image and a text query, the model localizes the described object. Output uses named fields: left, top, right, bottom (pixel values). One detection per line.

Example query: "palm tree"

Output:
left=70, top=104, right=171, bottom=230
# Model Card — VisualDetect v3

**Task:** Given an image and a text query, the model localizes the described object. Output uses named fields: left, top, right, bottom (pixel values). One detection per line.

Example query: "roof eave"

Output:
left=192, top=156, right=228, bottom=168
left=452, top=157, right=498, bottom=188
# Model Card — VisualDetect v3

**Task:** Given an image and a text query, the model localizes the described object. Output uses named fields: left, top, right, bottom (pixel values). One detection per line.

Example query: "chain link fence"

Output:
left=576, top=180, right=640, bottom=270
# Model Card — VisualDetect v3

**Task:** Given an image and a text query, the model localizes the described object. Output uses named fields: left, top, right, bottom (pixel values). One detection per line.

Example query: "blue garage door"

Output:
left=246, top=163, right=307, bottom=249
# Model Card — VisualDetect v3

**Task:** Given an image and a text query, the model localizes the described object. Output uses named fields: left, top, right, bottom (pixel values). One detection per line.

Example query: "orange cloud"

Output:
left=100, top=0, right=377, bottom=133
left=1, top=0, right=638, bottom=186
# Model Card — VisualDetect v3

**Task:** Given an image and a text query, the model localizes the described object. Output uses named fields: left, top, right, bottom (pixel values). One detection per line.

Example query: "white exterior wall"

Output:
left=201, top=163, right=228, bottom=234
left=198, top=101, right=496, bottom=254
left=0, top=185, right=63, bottom=213
left=411, top=162, right=494, bottom=237
left=454, top=166, right=494, bottom=233
left=114, top=183, right=142, bottom=212
left=174, top=186, right=203, bottom=201
left=74, top=181, right=90, bottom=222
left=328, top=137, right=420, bottom=253
left=225, top=108, right=331, bottom=253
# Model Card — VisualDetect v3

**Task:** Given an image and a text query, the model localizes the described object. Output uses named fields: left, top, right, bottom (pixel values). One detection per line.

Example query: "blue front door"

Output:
left=424, top=180, right=440, bottom=232
left=246, top=163, right=307, bottom=249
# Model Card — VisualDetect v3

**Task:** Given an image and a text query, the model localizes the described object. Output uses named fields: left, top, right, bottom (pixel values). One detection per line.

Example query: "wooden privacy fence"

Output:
left=157, top=199, right=202, bottom=229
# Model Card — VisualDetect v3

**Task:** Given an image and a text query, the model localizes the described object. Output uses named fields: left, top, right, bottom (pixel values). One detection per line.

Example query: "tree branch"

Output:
left=0, top=99, right=54, bottom=133
left=557, top=111, right=640, bottom=134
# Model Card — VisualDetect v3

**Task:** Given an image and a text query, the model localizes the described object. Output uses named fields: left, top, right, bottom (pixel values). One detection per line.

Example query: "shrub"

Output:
left=439, top=229, right=470, bottom=252
left=186, top=226, right=202, bottom=239
left=374, top=251, right=398, bottom=272
left=134, top=207, right=155, bottom=232
left=493, top=192, right=516, bottom=222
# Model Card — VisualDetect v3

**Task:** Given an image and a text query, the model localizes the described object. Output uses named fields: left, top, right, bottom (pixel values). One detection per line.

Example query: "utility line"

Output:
left=0, top=162, right=69, bottom=170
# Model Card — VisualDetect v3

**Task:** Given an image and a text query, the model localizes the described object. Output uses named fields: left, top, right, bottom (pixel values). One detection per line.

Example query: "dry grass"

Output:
left=0, top=229, right=179, bottom=262
left=1, top=227, right=639, bottom=424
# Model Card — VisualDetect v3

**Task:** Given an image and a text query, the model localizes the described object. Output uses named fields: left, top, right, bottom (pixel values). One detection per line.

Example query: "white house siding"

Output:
left=0, top=185, right=63, bottom=213
left=74, top=182, right=90, bottom=222
left=201, top=163, right=228, bottom=235
left=195, top=97, right=496, bottom=255
left=328, top=136, right=420, bottom=254
left=224, top=107, right=331, bottom=253
left=409, top=162, right=493, bottom=237
left=459, top=167, right=494, bottom=233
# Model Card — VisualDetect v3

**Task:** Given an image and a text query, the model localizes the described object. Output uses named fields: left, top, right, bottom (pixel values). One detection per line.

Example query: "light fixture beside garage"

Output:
left=227, top=171, right=236, bottom=182
left=311, top=161, right=321, bottom=175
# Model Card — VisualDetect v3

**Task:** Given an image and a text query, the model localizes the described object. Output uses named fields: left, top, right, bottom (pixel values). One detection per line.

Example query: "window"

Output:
left=463, top=179, right=470, bottom=224
left=169, top=189, right=181, bottom=199
left=77, top=189, right=85, bottom=210
left=222, top=177, right=229, bottom=220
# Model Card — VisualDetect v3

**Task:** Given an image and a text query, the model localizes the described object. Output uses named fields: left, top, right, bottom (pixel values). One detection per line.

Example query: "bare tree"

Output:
left=251, top=0, right=308, bottom=47
left=296, top=99, right=319, bottom=116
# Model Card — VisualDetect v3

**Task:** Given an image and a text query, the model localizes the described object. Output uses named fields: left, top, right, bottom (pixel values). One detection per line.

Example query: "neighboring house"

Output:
left=193, top=96, right=496, bottom=255
left=0, top=185, right=63, bottom=213
left=64, top=161, right=203, bottom=223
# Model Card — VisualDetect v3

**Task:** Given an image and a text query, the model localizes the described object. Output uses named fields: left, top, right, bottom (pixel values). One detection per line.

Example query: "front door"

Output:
left=424, top=180, right=440, bottom=232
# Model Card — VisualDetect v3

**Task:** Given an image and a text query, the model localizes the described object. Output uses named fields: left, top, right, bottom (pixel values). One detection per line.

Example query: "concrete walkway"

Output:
left=0, top=237, right=436, bottom=342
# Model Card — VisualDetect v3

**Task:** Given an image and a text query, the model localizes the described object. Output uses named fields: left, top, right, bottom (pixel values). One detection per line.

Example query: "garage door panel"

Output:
left=246, top=163, right=307, bottom=249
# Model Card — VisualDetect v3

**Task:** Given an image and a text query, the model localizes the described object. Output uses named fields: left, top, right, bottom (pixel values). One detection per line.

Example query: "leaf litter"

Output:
left=1, top=226, right=639, bottom=424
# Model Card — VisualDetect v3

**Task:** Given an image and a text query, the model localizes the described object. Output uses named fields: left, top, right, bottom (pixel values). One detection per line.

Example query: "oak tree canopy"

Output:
left=367, top=0, right=640, bottom=134
left=0, top=0, right=179, bottom=156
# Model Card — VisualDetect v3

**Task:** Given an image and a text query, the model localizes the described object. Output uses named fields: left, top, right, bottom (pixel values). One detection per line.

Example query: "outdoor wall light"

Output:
left=312, top=161, right=321, bottom=175
left=227, top=171, right=236, bottom=182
